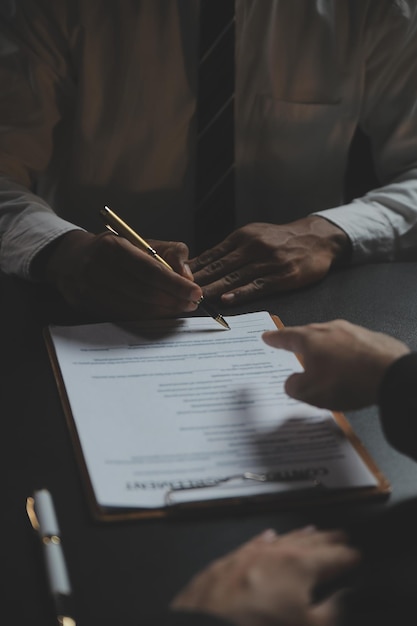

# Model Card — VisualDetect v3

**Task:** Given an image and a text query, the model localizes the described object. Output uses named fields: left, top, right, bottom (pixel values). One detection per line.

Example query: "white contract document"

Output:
left=46, top=312, right=386, bottom=513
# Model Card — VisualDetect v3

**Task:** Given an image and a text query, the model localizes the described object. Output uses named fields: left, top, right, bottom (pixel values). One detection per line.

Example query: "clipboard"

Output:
left=44, top=313, right=391, bottom=522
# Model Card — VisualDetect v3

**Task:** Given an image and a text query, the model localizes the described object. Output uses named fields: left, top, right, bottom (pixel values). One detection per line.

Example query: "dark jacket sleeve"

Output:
left=378, top=352, right=417, bottom=461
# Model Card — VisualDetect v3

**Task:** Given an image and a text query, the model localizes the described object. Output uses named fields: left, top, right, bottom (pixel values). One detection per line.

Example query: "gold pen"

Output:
left=99, top=206, right=230, bottom=330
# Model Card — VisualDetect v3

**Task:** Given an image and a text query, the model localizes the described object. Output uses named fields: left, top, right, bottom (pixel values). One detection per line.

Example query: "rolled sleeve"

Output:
left=0, top=177, right=81, bottom=279
left=315, top=170, right=417, bottom=263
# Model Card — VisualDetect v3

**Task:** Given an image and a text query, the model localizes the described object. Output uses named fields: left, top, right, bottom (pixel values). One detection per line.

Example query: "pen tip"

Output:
left=217, top=316, right=230, bottom=330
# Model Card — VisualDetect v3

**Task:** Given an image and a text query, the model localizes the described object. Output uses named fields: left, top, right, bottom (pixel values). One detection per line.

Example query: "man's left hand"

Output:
left=171, top=526, right=360, bottom=626
left=189, top=216, right=350, bottom=304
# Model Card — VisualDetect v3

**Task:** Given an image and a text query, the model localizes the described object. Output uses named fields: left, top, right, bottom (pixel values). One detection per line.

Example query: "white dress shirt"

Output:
left=1, top=0, right=417, bottom=278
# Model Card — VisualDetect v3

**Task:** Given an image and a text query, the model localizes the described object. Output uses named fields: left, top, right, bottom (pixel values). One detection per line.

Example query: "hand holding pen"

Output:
left=39, top=220, right=212, bottom=322
left=99, top=206, right=229, bottom=329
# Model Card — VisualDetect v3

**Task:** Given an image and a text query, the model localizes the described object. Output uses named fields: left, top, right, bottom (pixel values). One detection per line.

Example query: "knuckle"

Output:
left=273, top=546, right=302, bottom=567
left=197, top=251, right=215, bottom=265
left=224, top=271, right=240, bottom=285
left=252, top=277, right=266, bottom=290
left=207, top=259, right=225, bottom=273
left=95, top=231, right=116, bottom=248
left=197, top=258, right=226, bottom=278
left=168, top=241, right=189, bottom=258
left=91, top=232, right=119, bottom=260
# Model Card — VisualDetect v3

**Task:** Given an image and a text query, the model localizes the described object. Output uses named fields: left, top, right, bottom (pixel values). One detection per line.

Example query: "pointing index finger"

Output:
left=262, top=327, right=308, bottom=355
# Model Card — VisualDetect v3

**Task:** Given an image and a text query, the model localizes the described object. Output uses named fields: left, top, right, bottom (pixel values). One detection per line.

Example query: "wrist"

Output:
left=31, top=230, right=93, bottom=284
left=307, top=215, right=352, bottom=266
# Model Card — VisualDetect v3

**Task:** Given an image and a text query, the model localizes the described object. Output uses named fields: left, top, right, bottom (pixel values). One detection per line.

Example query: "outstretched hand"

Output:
left=189, top=216, right=350, bottom=305
left=262, top=320, right=410, bottom=410
left=171, top=526, right=360, bottom=626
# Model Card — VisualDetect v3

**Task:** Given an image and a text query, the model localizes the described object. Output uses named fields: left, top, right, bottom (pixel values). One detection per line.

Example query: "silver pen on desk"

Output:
left=26, top=489, right=77, bottom=626
left=99, top=205, right=230, bottom=330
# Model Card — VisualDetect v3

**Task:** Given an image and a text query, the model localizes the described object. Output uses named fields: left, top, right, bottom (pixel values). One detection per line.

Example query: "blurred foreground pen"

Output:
left=99, top=205, right=230, bottom=329
left=27, top=490, right=76, bottom=626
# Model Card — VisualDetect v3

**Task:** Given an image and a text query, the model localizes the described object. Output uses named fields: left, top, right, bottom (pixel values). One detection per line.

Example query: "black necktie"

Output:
left=194, top=0, right=235, bottom=255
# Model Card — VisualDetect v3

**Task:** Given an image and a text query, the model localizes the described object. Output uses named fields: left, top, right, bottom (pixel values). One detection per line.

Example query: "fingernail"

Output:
left=260, top=528, right=277, bottom=542
left=222, top=293, right=235, bottom=303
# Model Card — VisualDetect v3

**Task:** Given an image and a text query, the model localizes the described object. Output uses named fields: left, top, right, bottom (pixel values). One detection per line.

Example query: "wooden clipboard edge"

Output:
left=43, top=313, right=390, bottom=523
left=43, top=326, right=168, bottom=522
left=95, top=481, right=391, bottom=523
left=270, top=314, right=391, bottom=499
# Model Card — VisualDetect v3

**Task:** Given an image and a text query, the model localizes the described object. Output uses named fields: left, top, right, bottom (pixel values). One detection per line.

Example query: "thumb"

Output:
left=308, top=590, right=348, bottom=626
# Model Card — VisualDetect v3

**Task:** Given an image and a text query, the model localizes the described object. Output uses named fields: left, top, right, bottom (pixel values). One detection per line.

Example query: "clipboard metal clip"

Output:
left=164, top=471, right=324, bottom=505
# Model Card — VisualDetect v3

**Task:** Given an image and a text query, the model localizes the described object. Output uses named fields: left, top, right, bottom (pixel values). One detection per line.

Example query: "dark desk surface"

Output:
left=3, top=262, right=417, bottom=626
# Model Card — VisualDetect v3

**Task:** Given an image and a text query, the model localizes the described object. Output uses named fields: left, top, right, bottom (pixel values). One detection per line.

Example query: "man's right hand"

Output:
left=38, top=230, right=202, bottom=320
